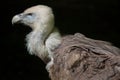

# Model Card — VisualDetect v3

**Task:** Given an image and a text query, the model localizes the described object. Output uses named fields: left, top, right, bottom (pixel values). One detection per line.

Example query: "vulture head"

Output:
left=12, top=5, right=61, bottom=71
left=12, top=5, right=54, bottom=30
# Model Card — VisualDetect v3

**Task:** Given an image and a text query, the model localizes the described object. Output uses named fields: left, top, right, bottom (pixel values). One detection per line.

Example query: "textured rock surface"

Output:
left=49, top=33, right=120, bottom=80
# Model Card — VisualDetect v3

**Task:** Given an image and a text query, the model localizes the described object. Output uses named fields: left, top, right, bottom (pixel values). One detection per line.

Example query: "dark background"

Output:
left=0, top=0, right=119, bottom=80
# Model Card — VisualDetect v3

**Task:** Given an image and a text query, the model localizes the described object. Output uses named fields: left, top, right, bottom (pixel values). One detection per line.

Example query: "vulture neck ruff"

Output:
left=26, top=23, right=53, bottom=60
left=26, top=23, right=61, bottom=62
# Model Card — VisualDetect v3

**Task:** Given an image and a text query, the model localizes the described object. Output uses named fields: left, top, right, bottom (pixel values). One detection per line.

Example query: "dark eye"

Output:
left=27, top=13, right=33, bottom=16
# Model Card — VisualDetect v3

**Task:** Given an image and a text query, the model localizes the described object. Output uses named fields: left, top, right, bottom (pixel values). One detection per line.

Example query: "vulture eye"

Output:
left=27, top=13, right=33, bottom=16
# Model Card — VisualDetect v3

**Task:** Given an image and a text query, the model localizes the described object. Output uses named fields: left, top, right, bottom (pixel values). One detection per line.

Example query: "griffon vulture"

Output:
left=12, top=5, right=120, bottom=80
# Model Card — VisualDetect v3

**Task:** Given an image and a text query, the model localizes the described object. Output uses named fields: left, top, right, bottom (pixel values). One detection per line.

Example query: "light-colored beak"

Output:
left=12, top=15, right=21, bottom=25
left=12, top=13, right=25, bottom=25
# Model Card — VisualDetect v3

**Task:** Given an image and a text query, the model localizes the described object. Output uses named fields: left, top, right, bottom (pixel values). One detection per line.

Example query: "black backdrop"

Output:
left=0, top=0, right=119, bottom=80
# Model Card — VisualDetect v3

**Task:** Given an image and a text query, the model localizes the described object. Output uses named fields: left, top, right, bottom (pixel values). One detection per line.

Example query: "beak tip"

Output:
left=12, top=15, right=21, bottom=25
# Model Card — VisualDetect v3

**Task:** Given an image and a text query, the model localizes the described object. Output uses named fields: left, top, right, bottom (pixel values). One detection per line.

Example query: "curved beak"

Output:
left=12, top=14, right=23, bottom=25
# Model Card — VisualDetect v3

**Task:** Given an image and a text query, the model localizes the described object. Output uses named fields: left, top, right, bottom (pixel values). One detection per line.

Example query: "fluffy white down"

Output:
left=26, top=27, right=61, bottom=62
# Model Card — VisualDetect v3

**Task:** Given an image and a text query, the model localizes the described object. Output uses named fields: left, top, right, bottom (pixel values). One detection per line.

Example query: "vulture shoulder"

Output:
left=49, top=33, right=120, bottom=80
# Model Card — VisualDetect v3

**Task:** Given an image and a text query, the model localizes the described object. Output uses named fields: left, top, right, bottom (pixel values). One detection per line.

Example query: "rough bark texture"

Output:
left=49, top=33, right=120, bottom=80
